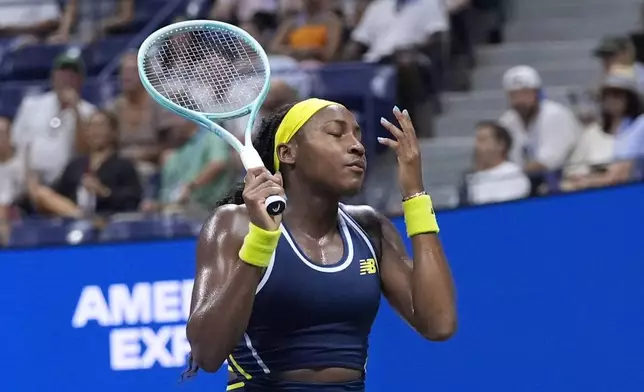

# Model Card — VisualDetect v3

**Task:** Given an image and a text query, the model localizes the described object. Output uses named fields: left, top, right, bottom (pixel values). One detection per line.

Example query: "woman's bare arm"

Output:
left=186, top=205, right=262, bottom=372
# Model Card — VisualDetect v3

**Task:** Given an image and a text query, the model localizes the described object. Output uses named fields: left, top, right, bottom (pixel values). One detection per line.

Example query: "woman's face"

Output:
left=602, top=88, right=628, bottom=116
left=86, top=112, right=115, bottom=151
left=278, top=105, right=366, bottom=196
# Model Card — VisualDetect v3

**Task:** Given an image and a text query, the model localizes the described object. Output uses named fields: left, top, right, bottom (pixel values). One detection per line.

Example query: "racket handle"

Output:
left=265, top=195, right=286, bottom=216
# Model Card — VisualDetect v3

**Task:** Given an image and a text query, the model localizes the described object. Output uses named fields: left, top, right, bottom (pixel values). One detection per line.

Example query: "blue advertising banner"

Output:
left=2, top=184, right=644, bottom=392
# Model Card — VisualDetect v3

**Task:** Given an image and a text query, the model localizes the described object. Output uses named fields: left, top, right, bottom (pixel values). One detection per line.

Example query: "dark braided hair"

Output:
left=214, top=103, right=296, bottom=208
left=181, top=103, right=295, bottom=382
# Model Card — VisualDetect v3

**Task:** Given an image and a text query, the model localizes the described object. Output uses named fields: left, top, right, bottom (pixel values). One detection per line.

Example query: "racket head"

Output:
left=137, top=20, right=271, bottom=146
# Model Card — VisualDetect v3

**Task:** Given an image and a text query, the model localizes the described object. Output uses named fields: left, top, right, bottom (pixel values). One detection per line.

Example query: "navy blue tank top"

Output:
left=228, top=206, right=381, bottom=388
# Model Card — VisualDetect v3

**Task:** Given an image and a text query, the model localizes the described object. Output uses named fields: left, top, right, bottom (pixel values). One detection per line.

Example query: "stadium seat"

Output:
left=83, top=37, right=133, bottom=76
left=8, top=219, right=96, bottom=248
left=135, top=0, right=174, bottom=16
left=100, top=216, right=197, bottom=242
left=0, top=44, right=71, bottom=81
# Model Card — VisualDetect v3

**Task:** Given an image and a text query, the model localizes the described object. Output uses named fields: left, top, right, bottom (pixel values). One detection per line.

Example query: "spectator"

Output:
left=0, top=117, right=24, bottom=245
left=210, top=0, right=280, bottom=45
left=0, top=116, right=25, bottom=207
left=270, top=0, right=343, bottom=64
left=151, top=113, right=236, bottom=214
left=499, top=66, right=581, bottom=175
left=49, top=0, right=134, bottom=43
left=561, top=91, right=610, bottom=188
left=345, top=0, right=448, bottom=63
left=225, top=78, right=300, bottom=141
left=593, top=35, right=644, bottom=93
left=446, top=0, right=475, bottom=90
left=11, top=53, right=95, bottom=188
left=461, top=121, right=530, bottom=205
left=330, top=0, right=371, bottom=30
left=261, top=79, right=301, bottom=114
left=344, top=0, right=450, bottom=137
left=472, top=0, right=506, bottom=44
left=26, top=110, right=141, bottom=218
left=567, top=69, right=644, bottom=190
left=0, top=0, right=60, bottom=42
left=106, top=52, right=161, bottom=169
left=268, top=55, right=314, bottom=98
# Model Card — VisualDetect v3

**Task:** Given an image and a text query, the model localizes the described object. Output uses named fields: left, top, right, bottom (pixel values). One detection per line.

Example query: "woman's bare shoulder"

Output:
left=200, top=204, right=250, bottom=244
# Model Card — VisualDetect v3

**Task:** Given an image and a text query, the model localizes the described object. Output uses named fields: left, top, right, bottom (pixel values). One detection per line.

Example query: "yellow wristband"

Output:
left=238, top=223, right=282, bottom=268
left=402, top=194, right=439, bottom=237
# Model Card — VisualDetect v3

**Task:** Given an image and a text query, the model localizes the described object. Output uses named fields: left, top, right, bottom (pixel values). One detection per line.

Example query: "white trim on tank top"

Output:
left=255, top=207, right=378, bottom=293
left=243, top=332, right=271, bottom=374
left=255, top=251, right=276, bottom=294
left=337, top=206, right=378, bottom=268
left=280, top=211, right=355, bottom=273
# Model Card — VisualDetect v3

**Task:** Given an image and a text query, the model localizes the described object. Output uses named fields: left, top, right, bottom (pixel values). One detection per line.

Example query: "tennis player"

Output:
left=185, top=99, right=456, bottom=391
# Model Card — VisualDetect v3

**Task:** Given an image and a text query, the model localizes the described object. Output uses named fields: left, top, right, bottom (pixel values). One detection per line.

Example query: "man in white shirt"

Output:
left=344, top=0, right=450, bottom=137
left=499, top=65, right=581, bottom=174
left=0, top=0, right=60, bottom=40
left=346, top=0, right=449, bottom=63
left=464, top=121, right=531, bottom=205
left=11, top=52, right=95, bottom=187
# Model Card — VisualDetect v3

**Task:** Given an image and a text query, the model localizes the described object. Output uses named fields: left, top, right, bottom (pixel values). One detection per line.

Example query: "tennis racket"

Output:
left=137, top=20, right=286, bottom=216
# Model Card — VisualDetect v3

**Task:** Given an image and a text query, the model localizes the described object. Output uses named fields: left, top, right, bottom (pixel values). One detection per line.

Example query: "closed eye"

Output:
left=354, top=127, right=362, bottom=141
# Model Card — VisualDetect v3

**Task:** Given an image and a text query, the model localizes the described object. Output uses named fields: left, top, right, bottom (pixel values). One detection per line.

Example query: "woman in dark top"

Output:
left=28, top=109, right=142, bottom=217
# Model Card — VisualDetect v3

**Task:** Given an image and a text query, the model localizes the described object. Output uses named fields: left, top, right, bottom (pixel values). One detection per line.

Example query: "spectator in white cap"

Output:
left=499, top=65, right=581, bottom=178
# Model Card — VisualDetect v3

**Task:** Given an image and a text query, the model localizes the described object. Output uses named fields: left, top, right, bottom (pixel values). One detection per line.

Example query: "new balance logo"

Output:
left=359, top=258, right=377, bottom=275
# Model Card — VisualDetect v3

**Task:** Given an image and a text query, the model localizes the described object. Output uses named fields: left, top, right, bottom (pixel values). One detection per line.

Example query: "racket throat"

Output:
left=240, top=147, right=265, bottom=171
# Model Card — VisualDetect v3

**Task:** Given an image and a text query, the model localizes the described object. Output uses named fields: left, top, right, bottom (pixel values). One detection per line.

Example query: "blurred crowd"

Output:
left=463, top=32, right=644, bottom=206
left=0, top=0, right=642, bottom=247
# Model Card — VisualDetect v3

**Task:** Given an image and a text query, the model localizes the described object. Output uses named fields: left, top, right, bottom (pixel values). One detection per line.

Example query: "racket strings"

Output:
left=142, top=27, right=267, bottom=114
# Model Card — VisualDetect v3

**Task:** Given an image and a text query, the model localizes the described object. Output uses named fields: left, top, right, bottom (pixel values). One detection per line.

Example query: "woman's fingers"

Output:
left=380, top=117, right=404, bottom=141
left=382, top=106, right=418, bottom=150
left=393, top=107, right=417, bottom=138
left=377, top=137, right=399, bottom=150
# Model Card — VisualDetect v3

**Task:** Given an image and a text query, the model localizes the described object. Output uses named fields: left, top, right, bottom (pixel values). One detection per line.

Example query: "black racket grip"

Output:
left=265, top=195, right=286, bottom=216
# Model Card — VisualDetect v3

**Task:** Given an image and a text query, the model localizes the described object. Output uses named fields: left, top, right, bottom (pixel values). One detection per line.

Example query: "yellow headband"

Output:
left=273, top=98, right=343, bottom=172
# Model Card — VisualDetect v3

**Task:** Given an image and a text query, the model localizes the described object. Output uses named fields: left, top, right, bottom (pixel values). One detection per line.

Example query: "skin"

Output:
left=187, top=106, right=457, bottom=382
left=0, top=117, right=13, bottom=245
left=474, top=125, right=506, bottom=171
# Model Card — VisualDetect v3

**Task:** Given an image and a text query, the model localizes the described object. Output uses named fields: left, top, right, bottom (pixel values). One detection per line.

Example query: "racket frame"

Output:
left=137, top=20, right=271, bottom=169
left=138, top=20, right=286, bottom=216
